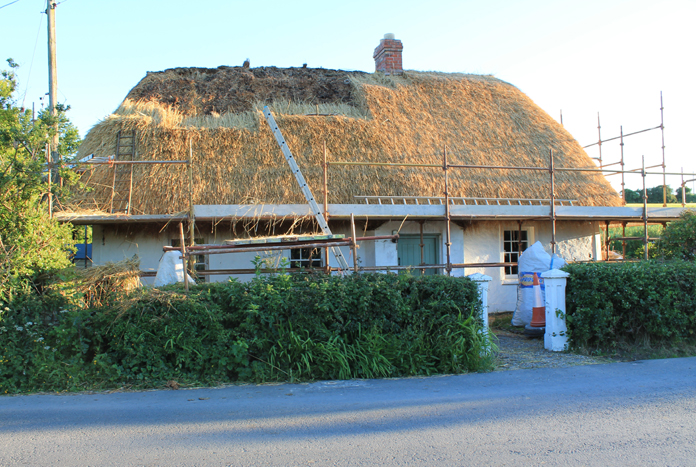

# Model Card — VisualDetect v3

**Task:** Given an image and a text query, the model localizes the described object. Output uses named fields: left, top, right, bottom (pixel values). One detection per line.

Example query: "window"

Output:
left=503, top=229, right=528, bottom=275
left=171, top=238, right=207, bottom=281
left=290, top=247, right=322, bottom=269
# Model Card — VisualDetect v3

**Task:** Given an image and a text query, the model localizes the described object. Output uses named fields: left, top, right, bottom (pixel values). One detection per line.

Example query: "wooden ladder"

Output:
left=110, top=130, right=136, bottom=214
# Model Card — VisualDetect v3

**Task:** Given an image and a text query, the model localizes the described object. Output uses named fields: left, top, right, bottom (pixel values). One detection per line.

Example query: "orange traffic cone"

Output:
left=529, top=272, right=545, bottom=328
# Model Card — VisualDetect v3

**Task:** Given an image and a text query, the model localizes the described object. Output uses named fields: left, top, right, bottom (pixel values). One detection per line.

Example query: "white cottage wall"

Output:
left=92, top=225, right=173, bottom=285
left=93, top=225, right=287, bottom=285
left=93, top=219, right=598, bottom=298
left=462, top=220, right=600, bottom=312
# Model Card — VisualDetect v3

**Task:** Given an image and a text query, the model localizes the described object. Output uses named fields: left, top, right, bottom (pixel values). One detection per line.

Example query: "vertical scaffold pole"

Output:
left=350, top=213, right=358, bottom=273
left=604, top=220, right=611, bottom=261
left=419, top=220, right=425, bottom=276
left=517, top=220, right=523, bottom=258
left=444, top=146, right=452, bottom=276
left=323, top=141, right=330, bottom=274
left=681, top=167, right=686, bottom=207
left=620, top=126, right=626, bottom=205
left=642, top=156, right=649, bottom=261
left=549, top=149, right=556, bottom=255
left=597, top=113, right=603, bottom=168
left=188, top=139, right=195, bottom=244
left=660, top=92, right=667, bottom=207
left=179, top=222, right=189, bottom=292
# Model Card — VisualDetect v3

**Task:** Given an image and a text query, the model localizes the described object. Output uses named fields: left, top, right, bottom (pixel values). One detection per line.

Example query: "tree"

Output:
left=623, top=188, right=642, bottom=204
left=676, top=186, right=696, bottom=204
left=0, top=59, right=81, bottom=300
left=658, top=210, right=696, bottom=261
left=623, top=185, right=682, bottom=204
left=646, top=185, right=677, bottom=204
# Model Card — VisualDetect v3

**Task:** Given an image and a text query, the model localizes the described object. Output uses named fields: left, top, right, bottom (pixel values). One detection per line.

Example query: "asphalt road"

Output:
left=2, top=358, right=695, bottom=466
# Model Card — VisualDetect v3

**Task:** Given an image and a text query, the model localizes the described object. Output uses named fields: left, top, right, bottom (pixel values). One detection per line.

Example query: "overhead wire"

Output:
left=20, top=0, right=45, bottom=109
left=0, top=0, right=22, bottom=10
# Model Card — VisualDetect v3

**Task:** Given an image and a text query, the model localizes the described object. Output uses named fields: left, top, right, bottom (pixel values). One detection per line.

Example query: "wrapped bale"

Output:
left=511, top=242, right=567, bottom=326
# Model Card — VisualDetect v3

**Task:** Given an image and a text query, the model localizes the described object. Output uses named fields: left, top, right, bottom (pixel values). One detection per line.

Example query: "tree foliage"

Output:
left=658, top=210, right=696, bottom=261
left=0, top=59, right=81, bottom=300
left=624, top=185, right=680, bottom=204
left=676, top=185, right=696, bottom=204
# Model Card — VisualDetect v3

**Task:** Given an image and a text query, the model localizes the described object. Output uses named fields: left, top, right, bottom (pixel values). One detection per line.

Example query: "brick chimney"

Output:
left=373, top=33, right=403, bottom=75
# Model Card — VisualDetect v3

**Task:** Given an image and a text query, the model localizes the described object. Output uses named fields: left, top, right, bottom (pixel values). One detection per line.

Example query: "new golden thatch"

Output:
left=71, top=66, right=621, bottom=214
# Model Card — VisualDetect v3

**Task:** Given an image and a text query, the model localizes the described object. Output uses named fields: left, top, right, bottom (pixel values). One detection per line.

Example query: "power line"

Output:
left=0, top=0, right=22, bottom=10
left=20, top=8, right=44, bottom=109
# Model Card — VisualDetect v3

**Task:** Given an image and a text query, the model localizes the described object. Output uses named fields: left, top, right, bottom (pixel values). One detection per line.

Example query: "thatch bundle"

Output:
left=74, top=257, right=141, bottom=308
left=71, top=67, right=621, bottom=214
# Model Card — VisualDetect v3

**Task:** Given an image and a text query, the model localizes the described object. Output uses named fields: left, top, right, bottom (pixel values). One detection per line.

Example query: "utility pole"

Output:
left=47, top=0, right=59, bottom=185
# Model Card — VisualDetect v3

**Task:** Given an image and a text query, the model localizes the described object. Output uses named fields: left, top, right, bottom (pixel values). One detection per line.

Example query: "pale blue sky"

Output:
left=2, top=0, right=694, bottom=191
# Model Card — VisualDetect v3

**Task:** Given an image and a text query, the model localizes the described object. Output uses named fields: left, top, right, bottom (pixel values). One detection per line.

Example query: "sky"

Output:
left=1, top=0, right=694, bottom=192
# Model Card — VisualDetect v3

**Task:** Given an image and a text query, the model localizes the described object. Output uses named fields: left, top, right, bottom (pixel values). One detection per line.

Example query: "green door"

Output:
left=397, top=235, right=439, bottom=275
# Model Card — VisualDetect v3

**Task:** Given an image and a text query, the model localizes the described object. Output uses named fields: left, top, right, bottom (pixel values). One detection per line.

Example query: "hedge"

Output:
left=564, top=261, right=696, bottom=349
left=0, top=272, right=491, bottom=394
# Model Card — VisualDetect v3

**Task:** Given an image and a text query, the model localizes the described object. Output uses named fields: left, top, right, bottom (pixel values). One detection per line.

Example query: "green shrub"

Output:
left=563, top=261, right=696, bottom=350
left=0, top=289, right=93, bottom=393
left=0, top=273, right=492, bottom=393
left=658, top=210, right=696, bottom=261
left=609, top=224, right=663, bottom=259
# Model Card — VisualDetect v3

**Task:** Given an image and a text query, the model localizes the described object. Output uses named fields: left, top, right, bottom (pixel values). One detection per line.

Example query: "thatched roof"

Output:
left=72, top=66, right=622, bottom=215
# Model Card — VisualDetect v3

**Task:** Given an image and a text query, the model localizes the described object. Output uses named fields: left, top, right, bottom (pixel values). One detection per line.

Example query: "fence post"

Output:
left=467, top=273, right=492, bottom=336
left=541, top=269, right=570, bottom=351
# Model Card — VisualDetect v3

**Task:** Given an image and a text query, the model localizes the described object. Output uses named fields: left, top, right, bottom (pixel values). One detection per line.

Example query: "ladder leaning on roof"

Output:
left=262, top=106, right=350, bottom=272
left=110, top=130, right=136, bottom=214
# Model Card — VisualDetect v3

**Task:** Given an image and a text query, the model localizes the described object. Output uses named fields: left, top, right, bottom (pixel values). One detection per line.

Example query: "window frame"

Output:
left=290, top=247, right=323, bottom=269
left=501, top=226, right=534, bottom=279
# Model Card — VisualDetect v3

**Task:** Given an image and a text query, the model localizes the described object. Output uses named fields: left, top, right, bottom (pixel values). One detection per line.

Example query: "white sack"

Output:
left=511, top=242, right=567, bottom=326
left=154, top=250, right=195, bottom=287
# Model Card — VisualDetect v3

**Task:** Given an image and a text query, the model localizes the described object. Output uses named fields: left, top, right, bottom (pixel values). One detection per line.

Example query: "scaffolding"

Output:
left=325, top=143, right=692, bottom=267
left=578, top=92, right=696, bottom=259
left=59, top=95, right=693, bottom=281
left=583, top=92, right=668, bottom=206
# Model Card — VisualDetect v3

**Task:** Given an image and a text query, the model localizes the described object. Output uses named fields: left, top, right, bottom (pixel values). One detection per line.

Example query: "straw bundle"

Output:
left=70, top=67, right=621, bottom=214
left=74, top=257, right=142, bottom=308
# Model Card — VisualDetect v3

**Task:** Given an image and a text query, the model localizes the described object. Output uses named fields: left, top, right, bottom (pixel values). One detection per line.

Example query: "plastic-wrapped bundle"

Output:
left=154, top=250, right=195, bottom=287
left=511, top=241, right=567, bottom=326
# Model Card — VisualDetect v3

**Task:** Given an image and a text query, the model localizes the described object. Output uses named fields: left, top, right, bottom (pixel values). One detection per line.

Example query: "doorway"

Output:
left=397, top=234, right=440, bottom=275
